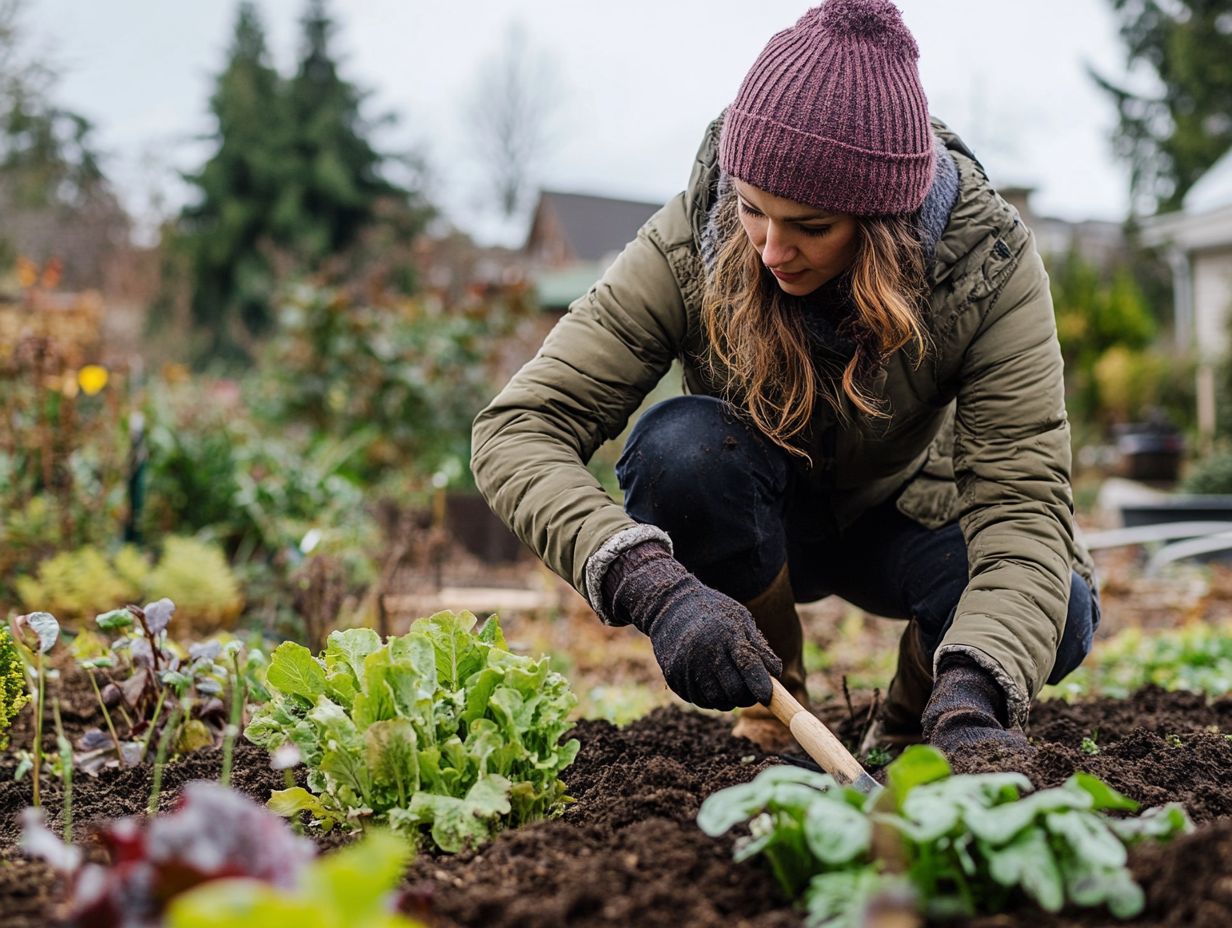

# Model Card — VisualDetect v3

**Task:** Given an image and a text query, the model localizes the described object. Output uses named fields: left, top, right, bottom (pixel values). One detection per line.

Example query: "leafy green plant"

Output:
left=0, top=626, right=30, bottom=751
left=698, top=746, right=1192, bottom=927
left=1045, top=623, right=1232, bottom=700
left=245, top=610, right=580, bottom=851
left=166, top=829, right=423, bottom=928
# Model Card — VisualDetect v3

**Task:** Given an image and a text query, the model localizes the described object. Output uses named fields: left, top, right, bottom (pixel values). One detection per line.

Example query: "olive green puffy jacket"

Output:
left=472, top=117, right=1096, bottom=722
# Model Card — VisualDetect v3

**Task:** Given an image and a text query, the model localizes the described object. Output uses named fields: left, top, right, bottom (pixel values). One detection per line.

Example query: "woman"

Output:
left=472, top=0, right=1098, bottom=757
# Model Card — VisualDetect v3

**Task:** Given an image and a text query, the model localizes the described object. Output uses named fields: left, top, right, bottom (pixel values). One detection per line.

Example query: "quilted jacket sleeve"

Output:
left=471, top=196, right=691, bottom=608
left=936, top=237, right=1075, bottom=724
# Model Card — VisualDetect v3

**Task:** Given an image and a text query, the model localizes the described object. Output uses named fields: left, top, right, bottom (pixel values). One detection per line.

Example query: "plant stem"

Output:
left=86, top=668, right=125, bottom=765
left=52, top=699, right=73, bottom=842
left=148, top=702, right=182, bottom=815
left=32, top=652, right=45, bottom=808
left=284, top=768, right=301, bottom=834
left=140, top=688, right=167, bottom=763
left=220, top=655, right=246, bottom=788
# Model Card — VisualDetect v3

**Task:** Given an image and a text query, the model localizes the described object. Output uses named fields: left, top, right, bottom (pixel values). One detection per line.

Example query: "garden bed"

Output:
left=1, top=679, right=1229, bottom=927
left=0, top=665, right=1227, bottom=926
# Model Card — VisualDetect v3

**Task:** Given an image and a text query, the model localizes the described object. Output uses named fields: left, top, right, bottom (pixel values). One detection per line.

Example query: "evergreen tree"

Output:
left=283, top=0, right=424, bottom=266
left=1091, top=0, right=1232, bottom=214
left=178, top=2, right=288, bottom=355
left=176, top=0, right=430, bottom=360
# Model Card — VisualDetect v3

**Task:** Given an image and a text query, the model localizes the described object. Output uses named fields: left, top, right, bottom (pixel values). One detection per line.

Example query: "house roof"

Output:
left=529, top=190, right=662, bottom=262
left=1183, top=145, right=1232, bottom=215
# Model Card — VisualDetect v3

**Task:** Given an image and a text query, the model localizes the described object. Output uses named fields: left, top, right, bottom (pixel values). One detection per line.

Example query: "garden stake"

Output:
left=768, top=678, right=880, bottom=794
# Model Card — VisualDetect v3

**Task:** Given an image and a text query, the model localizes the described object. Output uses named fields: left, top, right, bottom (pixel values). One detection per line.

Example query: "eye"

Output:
left=737, top=200, right=764, bottom=218
left=800, top=224, right=832, bottom=237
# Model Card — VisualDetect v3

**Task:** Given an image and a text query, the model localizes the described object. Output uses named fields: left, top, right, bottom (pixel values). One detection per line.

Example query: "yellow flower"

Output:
left=78, top=365, right=109, bottom=396
left=16, top=256, right=38, bottom=289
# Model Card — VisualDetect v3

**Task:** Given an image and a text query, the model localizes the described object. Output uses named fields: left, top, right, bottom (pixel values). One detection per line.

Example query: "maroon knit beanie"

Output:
left=720, top=0, right=935, bottom=216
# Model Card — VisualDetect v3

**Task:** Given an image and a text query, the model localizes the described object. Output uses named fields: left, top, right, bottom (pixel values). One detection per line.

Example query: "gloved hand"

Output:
left=922, top=655, right=1031, bottom=757
left=602, top=540, right=782, bottom=710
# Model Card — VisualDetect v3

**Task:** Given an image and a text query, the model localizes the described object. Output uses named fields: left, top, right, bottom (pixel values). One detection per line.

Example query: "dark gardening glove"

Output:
left=922, top=655, right=1031, bottom=757
left=602, top=540, right=783, bottom=710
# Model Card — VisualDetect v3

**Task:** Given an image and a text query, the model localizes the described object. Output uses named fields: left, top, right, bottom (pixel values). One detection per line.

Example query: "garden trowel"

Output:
left=769, top=678, right=880, bottom=794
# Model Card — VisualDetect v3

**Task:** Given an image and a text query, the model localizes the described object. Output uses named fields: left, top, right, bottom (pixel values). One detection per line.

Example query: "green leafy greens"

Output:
left=698, top=746, right=1192, bottom=927
left=245, top=610, right=580, bottom=851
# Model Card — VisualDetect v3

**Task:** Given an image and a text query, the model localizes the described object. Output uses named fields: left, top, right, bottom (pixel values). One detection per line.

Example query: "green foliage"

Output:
left=1092, top=345, right=1195, bottom=427
left=1091, top=0, right=1232, bottom=213
left=0, top=627, right=30, bottom=751
left=15, top=545, right=142, bottom=621
left=175, top=0, right=429, bottom=359
left=0, top=359, right=131, bottom=594
left=1050, top=249, right=1163, bottom=427
left=1045, top=623, right=1232, bottom=700
left=254, top=283, right=528, bottom=487
left=246, top=611, right=580, bottom=852
left=166, top=829, right=423, bottom=928
left=145, top=536, right=244, bottom=630
left=698, top=746, right=1192, bottom=926
left=1182, top=447, right=1232, bottom=493
left=14, top=538, right=242, bottom=630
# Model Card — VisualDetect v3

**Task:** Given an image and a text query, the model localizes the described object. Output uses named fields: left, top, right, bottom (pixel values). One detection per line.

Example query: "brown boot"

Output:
left=731, top=565, right=808, bottom=754
left=860, top=621, right=931, bottom=755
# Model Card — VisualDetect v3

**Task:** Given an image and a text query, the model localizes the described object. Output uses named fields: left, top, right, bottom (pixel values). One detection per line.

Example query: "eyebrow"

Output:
left=735, top=193, right=835, bottom=223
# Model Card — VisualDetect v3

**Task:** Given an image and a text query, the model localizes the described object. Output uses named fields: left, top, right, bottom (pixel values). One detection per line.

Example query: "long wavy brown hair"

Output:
left=701, top=192, right=930, bottom=458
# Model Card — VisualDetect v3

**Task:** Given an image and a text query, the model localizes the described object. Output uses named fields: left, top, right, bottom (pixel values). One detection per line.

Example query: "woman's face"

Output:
left=733, top=179, right=859, bottom=296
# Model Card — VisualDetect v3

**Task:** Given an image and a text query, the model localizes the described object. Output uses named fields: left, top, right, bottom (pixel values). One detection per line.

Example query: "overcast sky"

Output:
left=24, top=1, right=1145, bottom=245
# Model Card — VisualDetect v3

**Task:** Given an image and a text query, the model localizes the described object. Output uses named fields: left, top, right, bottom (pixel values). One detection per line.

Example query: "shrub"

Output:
left=1181, top=448, right=1232, bottom=494
left=14, top=539, right=242, bottom=630
left=0, top=627, right=30, bottom=751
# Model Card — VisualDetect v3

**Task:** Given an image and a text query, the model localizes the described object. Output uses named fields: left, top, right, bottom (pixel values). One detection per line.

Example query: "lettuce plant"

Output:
left=698, top=746, right=1192, bottom=927
left=245, top=611, right=580, bottom=851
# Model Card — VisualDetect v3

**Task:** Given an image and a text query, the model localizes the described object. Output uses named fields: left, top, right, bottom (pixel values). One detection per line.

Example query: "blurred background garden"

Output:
left=5, top=0, right=1232, bottom=721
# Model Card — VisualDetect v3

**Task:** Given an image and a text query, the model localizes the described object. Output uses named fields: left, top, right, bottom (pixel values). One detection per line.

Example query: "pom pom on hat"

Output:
left=809, top=0, right=919, bottom=57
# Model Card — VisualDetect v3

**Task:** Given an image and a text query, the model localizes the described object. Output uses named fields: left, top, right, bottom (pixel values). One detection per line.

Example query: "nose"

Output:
left=761, top=222, right=796, bottom=269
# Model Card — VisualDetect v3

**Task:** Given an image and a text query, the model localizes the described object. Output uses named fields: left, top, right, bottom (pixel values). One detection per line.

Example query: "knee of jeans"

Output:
left=617, top=395, right=782, bottom=500
left=1046, top=572, right=1097, bottom=686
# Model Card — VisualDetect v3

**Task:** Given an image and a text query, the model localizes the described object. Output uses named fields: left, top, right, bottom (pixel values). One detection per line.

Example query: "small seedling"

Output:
left=8, top=611, right=61, bottom=807
left=1081, top=730, right=1101, bottom=756
left=864, top=745, right=893, bottom=767
left=1165, top=733, right=1184, bottom=749
left=52, top=699, right=73, bottom=842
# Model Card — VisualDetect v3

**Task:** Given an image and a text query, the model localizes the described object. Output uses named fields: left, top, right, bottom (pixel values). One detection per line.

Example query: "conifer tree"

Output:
left=178, top=2, right=287, bottom=355
left=1092, top=0, right=1232, bottom=214
left=177, top=0, right=429, bottom=359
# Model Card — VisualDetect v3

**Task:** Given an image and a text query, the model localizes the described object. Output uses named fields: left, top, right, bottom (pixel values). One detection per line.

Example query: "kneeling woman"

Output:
left=472, top=0, right=1098, bottom=757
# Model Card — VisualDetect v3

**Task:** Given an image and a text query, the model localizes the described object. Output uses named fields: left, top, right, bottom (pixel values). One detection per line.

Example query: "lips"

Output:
left=771, top=268, right=805, bottom=282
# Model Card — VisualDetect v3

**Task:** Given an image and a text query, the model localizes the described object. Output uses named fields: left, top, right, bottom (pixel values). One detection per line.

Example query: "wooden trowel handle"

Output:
left=769, top=678, right=880, bottom=794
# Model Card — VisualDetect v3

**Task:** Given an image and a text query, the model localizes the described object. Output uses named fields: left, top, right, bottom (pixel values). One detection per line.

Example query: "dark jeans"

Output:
left=616, top=395, right=1097, bottom=685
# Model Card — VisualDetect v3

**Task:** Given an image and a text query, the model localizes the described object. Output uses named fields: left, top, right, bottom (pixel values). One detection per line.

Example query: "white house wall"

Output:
left=1193, top=248, right=1232, bottom=361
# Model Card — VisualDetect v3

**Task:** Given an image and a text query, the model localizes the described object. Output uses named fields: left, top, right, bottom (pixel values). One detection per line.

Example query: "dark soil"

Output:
left=1, top=682, right=1229, bottom=928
